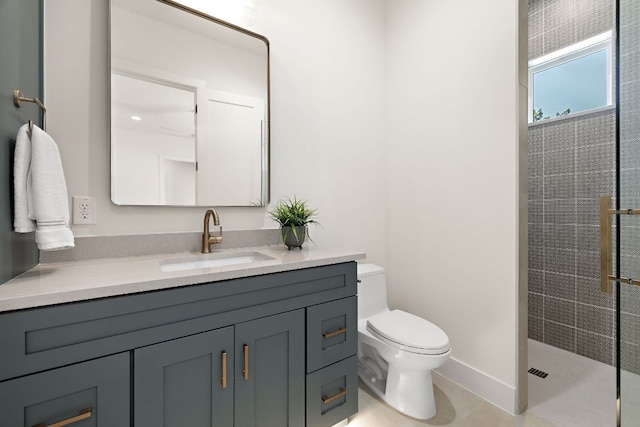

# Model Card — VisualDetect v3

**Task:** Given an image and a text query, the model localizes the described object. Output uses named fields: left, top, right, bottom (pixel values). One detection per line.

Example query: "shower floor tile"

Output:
left=528, top=339, right=616, bottom=426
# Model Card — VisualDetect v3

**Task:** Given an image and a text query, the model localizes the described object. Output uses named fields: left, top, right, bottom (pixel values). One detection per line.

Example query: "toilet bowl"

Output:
left=357, top=264, right=450, bottom=420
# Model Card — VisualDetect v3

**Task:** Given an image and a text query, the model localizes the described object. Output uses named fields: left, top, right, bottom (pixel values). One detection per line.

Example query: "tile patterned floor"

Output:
left=348, top=340, right=625, bottom=426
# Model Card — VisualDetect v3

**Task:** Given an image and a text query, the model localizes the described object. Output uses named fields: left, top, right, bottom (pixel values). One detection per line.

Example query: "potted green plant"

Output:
left=268, top=196, right=318, bottom=250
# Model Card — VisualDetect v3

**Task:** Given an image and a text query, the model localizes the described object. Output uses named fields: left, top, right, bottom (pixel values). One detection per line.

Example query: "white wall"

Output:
left=44, top=0, right=388, bottom=265
left=44, top=0, right=526, bottom=412
left=384, top=0, right=525, bottom=413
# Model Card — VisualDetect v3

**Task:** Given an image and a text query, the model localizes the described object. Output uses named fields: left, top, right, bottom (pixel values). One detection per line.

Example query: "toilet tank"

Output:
left=356, top=263, right=389, bottom=319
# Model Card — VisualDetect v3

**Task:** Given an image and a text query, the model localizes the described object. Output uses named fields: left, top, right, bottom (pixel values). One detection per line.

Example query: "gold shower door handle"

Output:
left=599, top=195, right=640, bottom=294
left=32, top=407, right=92, bottom=427
left=221, top=350, right=227, bottom=389
left=243, top=344, right=249, bottom=380
left=600, top=196, right=613, bottom=294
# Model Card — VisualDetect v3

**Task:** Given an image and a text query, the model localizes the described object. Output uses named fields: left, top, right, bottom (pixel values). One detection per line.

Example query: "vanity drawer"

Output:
left=306, top=356, right=358, bottom=427
left=0, top=352, right=130, bottom=427
left=306, top=296, right=357, bottom=373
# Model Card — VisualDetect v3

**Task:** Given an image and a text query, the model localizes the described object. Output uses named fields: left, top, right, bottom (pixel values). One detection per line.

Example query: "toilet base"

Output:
left=358, top=365, right=436, bottom=420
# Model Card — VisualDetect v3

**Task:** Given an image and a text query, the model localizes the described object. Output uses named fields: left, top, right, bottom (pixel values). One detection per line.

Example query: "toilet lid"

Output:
left=366, top=310, right=450, bottom=355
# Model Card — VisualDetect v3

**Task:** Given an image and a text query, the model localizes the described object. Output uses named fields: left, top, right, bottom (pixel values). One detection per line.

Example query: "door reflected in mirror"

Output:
left=110, top=0, right=269, bottom=206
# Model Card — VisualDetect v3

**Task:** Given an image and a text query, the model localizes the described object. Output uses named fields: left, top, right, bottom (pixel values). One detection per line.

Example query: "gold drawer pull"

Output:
left=243, top=344, right=249, bottom=380
left=323, top=327, right=346, bottom=339
left=32, top=407, right=92, bottom=427
left=221, top=350, right=227, bottom=389
left=322, top=388, right=346, bottom=404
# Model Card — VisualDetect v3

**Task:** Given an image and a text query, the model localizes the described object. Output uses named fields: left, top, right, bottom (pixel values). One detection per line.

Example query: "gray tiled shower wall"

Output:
left=527, top=0, right=619, bottom=366
left=528, top=110, right=617, bottom=365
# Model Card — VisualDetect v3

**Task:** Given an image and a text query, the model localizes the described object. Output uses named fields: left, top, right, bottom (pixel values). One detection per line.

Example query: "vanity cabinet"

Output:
left=305, top=297, right=359, bottom=427
left=234, top=310, right=305, bottom=426
left=134, top=327, right=235, bottom=427
left=0, top=262, right=358, bottom=426
left=0, top=352, right=130, bottom=427
left=134, top=310, right=305, bottom=427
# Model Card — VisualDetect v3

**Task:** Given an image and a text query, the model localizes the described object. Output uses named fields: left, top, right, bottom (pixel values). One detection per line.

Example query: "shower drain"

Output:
left=528, top=367, right=549, bottom=379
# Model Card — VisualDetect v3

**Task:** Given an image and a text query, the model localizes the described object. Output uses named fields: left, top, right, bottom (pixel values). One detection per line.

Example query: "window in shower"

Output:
left=528, top=31, right=613, bottom=123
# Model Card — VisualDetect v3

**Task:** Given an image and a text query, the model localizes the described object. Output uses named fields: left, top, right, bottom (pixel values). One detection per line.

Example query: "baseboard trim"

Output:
left=435, top=357, right=516, bottom=415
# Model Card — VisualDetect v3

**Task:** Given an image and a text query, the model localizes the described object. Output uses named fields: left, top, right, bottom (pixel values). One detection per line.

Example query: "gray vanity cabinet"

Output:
left=0, top=352, right=130, bottom=427
left=134, top=327, right=235, bottom=427
left=134, top=310, right=305, bottom=427
left=0, top=262, right=358, bottom=427
left=305, top=297, right=359, bottom=427
left=235, top=309, right=305, bottom=426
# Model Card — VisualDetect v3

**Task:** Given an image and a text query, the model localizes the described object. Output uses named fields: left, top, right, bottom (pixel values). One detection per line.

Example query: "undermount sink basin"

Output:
left=160, top=251, right=274, bottom=273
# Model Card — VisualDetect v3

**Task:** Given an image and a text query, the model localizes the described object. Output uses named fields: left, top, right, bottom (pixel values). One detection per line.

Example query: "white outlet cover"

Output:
left=72, top=196, right=97, bottom=225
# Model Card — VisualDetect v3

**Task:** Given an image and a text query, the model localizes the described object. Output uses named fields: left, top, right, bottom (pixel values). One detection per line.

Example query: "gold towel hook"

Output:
left=13, top=89, right=47, bottom=131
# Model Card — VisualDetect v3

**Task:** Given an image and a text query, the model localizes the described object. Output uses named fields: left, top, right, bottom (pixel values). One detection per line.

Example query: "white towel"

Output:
left=13, top=124, right=35, bottom=232
left=13, top=124, right=75, bottom=251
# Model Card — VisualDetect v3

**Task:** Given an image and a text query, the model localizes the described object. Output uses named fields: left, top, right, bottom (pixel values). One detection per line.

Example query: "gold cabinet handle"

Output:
left=221, top=350, right=227, bottom=389
left=322, top=388, right=346, bottom=404
left=32, top=407, right=92, bottom=427
left=322, top=327, right=347, bottom=339
left=243, top=344, right=249, bottom=380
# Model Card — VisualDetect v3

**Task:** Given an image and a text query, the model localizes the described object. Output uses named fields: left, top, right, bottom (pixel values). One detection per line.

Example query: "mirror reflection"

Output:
left=110, top=0, right=269, bottom=206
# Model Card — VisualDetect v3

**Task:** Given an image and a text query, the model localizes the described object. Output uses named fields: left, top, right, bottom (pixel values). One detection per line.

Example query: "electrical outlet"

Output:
left=73, top=196, right=96, bottom=225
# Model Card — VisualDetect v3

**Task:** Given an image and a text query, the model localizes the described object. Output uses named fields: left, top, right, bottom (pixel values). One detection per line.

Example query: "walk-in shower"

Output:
left=527, top=0, right=640, bottom=424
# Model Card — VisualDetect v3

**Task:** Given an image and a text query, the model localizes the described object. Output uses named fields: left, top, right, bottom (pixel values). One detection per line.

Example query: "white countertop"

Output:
left=0, top=246, right=365, bottom=312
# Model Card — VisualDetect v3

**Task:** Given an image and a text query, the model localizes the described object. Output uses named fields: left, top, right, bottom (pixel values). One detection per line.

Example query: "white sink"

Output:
left=160, top=251, right=274, bottom=273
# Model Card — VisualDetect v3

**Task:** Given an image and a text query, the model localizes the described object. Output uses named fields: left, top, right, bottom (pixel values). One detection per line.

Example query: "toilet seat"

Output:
left=366, top=310, right=450, bottom=355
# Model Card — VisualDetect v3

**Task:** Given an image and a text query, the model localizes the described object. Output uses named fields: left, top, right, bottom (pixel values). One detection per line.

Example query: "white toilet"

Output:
left=357, top=263, right=450, bottom=420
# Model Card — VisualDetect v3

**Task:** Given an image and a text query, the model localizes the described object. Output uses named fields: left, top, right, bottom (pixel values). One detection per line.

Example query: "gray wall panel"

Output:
left=0, top=0, right=40, bottom=285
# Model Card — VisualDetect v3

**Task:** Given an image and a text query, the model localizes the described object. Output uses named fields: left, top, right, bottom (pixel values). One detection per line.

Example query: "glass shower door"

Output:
left=614, top=0, right=640, bottom=425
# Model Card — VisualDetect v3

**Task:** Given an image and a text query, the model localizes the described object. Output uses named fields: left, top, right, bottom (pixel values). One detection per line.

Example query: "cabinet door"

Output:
left=134, top=327, right=234, bottom=427
left=235, top=310, right=305, bottom=427
left=0, top=352, right=129, bottom=427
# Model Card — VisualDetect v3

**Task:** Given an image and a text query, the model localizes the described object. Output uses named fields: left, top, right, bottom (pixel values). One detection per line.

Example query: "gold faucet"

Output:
left=202, top=208, right=223, bottom=253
